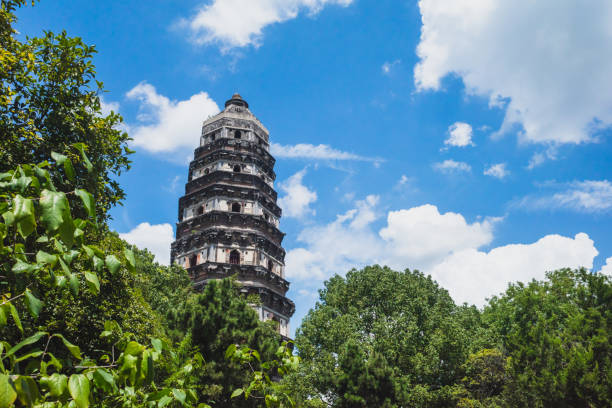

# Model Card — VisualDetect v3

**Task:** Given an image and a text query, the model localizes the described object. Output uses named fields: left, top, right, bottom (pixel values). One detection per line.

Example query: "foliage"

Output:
left=226, top=341, right=299, bottom=407
left=293, top=265, right=480, bottom=407
left=0, top=0, right=131, bottom=222
left=168, top=278, right=282, bottom=407
left=0, top=151, right=200, bottom=407
left=482, top=268, right=612, bottom=408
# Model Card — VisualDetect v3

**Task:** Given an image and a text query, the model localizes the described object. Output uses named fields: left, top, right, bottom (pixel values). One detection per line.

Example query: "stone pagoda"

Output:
left=171, top=93, right=294, bottom=338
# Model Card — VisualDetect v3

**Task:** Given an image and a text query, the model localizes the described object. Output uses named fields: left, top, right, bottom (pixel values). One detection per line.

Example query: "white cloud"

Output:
left=285, top=195, right=383, bottom=280
left=382, top=60, right=401, bottom=75
left=277, top=169, right=318, bottom=218
left=271, top=142, right=379, bottom=162
left=285, top=198, right=598, bottom=306
left=484, top=163, right=509, bottom=179
left=519, top=180, right=612, bottom=212
left=415, top=0, right=612, bottom=144
left=431, top=233, right=597, bottom=305
left=445, top=122, right=474, bottom=147
left=433, top=159, right=471, bottom=174
left=119, top=222, right=174, bottom=265
left=527, top=147, right=558, bottom=169
left=126, top=82, right=219, bottom=155
left=600, top=257, right=612, bottom=276
left=379, top=205, right=496, bottom=269
left=183, top=0, right=353, bottom=50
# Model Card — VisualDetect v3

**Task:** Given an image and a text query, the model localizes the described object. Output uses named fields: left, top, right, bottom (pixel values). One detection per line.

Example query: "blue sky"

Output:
left=17, top=0, right=612, bottom=335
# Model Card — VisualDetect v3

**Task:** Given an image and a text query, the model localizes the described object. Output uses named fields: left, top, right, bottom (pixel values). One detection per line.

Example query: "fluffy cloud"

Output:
left=415, top=0, right=612, bottom=144
left=600, top=257, right=612, bottom=276
left=484, top=163, right=509, bottom=179
left=183, top=0, right=353, bottom=49
left=285, top=197, right=598, bottom=306
left=519, top=180, right=612, bottom=212
left=119, top=222, right=174, bottom=265
left=445, top=122, right=474, bottom=147
left=126, top=82, right=219, bottom=155
left=431, top=233, right=597, bottom=305
left=277, top=169, right=318, bottom=218
left=433, top=159, right=471, bottom=174
left=271, top=142, right=379, bottom=162
left=379, top=205, right=496, bottom=269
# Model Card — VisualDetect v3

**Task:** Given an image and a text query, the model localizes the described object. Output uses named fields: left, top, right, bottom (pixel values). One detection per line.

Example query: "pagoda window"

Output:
left=204, top=168, right=210, bottom=175
left=231, top=202, right=241, bottom=213
left=234, top=130, right=242, bottom=139
left=229, top=250, right=240, bottom=265
left=197, top=206, right=204, bottom=215
left=233, top=164, right=241, bottom=173
left=189, top=254, right=197, bottom=268
left=210, top=133, right=216, bottom=141
left=267, top=259, right=273, bottom=272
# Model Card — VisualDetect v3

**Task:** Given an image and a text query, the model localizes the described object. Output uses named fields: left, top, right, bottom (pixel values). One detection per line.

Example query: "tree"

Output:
left=482, top=268, right=612, bottom=408
left=293, top=265, right=480, bottom=407
left=169, top=278, right=281, bottom=407
left=0, top=0, right=131, bottom=222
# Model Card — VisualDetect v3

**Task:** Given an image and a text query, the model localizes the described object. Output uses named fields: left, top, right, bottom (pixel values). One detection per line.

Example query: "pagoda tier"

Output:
left=171, top=94, right=294, bottom=337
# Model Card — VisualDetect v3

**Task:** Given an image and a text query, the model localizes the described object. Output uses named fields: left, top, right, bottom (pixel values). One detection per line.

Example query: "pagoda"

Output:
left=171, top=93, right=295, bottom=338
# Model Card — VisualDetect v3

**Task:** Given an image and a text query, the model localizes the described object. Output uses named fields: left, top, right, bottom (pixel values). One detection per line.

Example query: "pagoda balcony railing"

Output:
left=177, top=211, right=284, bottom=245
left=188, top=261, right=291, bottom=294
left=185, top=171, right=277, bottom=201
left=194, top=138, right=275, bottom=167
left=189, top=149, right=276, bottom=181
left=179, top=184, right=282, bottom=218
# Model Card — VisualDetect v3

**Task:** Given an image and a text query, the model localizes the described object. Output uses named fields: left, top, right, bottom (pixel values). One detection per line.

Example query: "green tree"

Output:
left=482, top=268, right=612, bottom=408
left=0, top=0, right=131, bottom=222
left=293, top=265, right=480, bottom=407
left=169, top=278, right=281, bottom=407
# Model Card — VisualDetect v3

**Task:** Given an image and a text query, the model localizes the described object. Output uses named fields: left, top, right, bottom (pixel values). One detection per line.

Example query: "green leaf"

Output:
left=14, top=350, right=43, bottom=363
left=14, top=376, right=39, bottom=406
left=63, top=159, right=76, bottom=182
left=83, top=272, right=100, bottom=294
left=92, top=256, right=103, bottom=272
left=151, top=338, right=163, bottom=353
left=9, top=303, right=22, bottom=332
left=124, top=341, right=145, bottom=356
left=68, top=273, right=79, bottom=296
left=92, top=369, right=114, bottom=393
left=24, top=289, right=43, bottom=318
left=225, top=344, right=237, bottom=359
left=12, top=195, right=36, bottom=238
left=36, top=250, right=58, bottom=266
left=12, top=260, right=39, bottom=274
left=172, top=389, right=186, bottom=405
left=73, top=143, right=93, bottom=173
left=105, top=255, right=120, bottom=275
left=52, top=334, right=82, bottom=359
left=0, top=307, right=6, bottom=328
left=158, top=395, right=173, bottom=407
left=124, top=249, right=136, bottom=271
left=51, top=152, right=68, bottom=165
left=68, top=374, right=90, bottom=408
left=40, top=373, right=68, bottom=398
left=1, top=211, right=15, bottom=226
left=230, top=388, right=244, bottom=399
left=75, top=189, right=95, bottom=218
left=0, top=374, right=17, bottom=408
left=7, top=331, right=47, bottom=356
left=40, top=189, right=74, bottom=247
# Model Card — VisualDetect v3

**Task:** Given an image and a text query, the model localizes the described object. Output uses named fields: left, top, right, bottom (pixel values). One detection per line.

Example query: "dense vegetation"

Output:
left=1, top=1, right=610, bottom=407
left=288, top=266, right=611, bottom=407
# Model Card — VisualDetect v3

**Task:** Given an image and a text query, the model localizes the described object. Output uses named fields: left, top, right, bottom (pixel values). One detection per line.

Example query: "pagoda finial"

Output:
left=225, top=93, right=249, bottom=109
